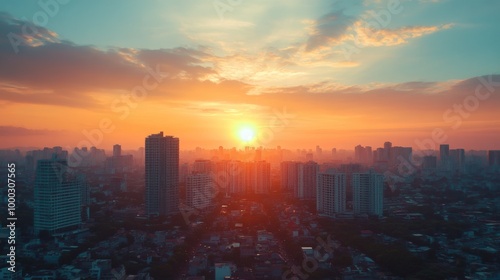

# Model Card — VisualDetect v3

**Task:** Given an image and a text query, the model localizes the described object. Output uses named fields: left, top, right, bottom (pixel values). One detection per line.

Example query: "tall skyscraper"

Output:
left=352, top=171, right=384, bottom=217
left=34, top=156, right=81, bottom=235
left=439, top=144, right=450, bottom=170
left=316, top=170, right=346, bottom=217
left=113, top=144, right=121, bottom=157
left=245, top=161, right=271, bottom=194
left=384, top=141, right=392, bottom=163
left=281, top=161, right=318, bottom=200
left=145, top=132, right=179, bottom=216
left=449, top=149, right=465, bottom=173
left=281, top=161, right=300, bottom=192
left=299, top=161, right=319, bottom=200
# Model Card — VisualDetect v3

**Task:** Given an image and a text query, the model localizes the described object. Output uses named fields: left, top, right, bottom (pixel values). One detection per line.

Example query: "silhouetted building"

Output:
left=26, top=147, right=68, bottom=172
left=450, top=148, right=465, bottom=173
left=281, top=161, right=300, bottom=192
left=281, top=161, right=318, bottom=200
left=113, top=144, right=121, bottom=157
left=422, top=156, right=437, bottom=170
left=214, top=160, right=245, bottom=195
left=384, top=141, right=392, bottom=163
left=186, top=173, right=215, bottom=210
left=299, top=161, right=319, bottom=200
left=354, top=145, right=373, bottom=164
left=391, top=146, right=413, bottom=167
left=439, top=144, right=450, bottom=170
left=145, top=132, right=179, bottom=216
left=488, top=150, right=500, bottom=167
left=245, top=161, right=271, bottom=194
left=106, top=144, right=133, bottom=173
left=193, top=159, right=213, bottom=174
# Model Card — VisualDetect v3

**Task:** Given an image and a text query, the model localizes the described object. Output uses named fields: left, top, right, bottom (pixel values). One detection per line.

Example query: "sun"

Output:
left=238, top=126, right=256, bottom=142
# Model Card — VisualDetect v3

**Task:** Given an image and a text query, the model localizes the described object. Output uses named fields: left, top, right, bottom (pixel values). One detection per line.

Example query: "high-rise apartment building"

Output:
left=245, top=161, right=271, bottom=194
left=214, top=160, right=245, bottom=195
left=352, top=171, right=384, bottom=217
left=281, top=161, right=300, bottom=192
left=439, top=144, right=450, bottom=170
left=449, top=148, right=465, bottom=173
left=186, top=173, right=215, bottom=210
left=316, top=170, right=346, bottom=217
left=354, top=145, right=373, bottom=164
left=34, top=156, right=81, bottom=234
left=145, top=132, right=179, bottom=216
left=299, top=161, right=319, bottom=200
left=281, top=161, right=318, bottom=200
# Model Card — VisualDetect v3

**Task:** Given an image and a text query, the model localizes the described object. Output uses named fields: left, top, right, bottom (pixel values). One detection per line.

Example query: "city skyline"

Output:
left=0, top=1, right=499, bottom=150
left=2, top=2, right=500, bottom=279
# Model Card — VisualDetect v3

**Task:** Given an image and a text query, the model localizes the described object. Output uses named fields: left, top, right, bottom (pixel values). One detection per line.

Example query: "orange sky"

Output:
left=2, top=74, right=500, bottom=151
left=1, top=2, right=500, bottom=151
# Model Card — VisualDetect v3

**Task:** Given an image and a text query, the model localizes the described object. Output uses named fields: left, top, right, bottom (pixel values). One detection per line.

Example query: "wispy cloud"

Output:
left=305, top=10, right=355, bottom=52
left=352, top=22, right=454, bottom=46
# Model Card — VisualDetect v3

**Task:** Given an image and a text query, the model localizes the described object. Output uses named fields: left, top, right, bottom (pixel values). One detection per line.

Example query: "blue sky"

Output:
left=2, top=0, right=499, bottom=86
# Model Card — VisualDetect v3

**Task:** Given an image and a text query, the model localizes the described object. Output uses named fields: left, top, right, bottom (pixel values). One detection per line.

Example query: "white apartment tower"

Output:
left=316, top=170, right=346, bottom=217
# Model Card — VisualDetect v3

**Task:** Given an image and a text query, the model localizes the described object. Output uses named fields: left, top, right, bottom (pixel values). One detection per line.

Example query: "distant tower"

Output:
left=300, top=161, right=319, bottom=200
left=489, top=150, right=500, bottom=167
left=439, top=144, right=450, bottom=170
left=34, top=156, right=82, bottom=234
left=352, top=170, right=384, bottom=217
left=449, top=149, right=465, bottom=173
left=281, top=161, right=300, bottom=192
left=113, top=144, right=121, bottom=157
left=186, top=173, right=214, bottom=210
left=384, top=141, right=392, bottom=163
left=316, top=170, right=346, bottom=217
left=193, top=159, right=213, bottom=174
left=145, top=132, right=179, bottom=216
left=245, top=161, right=270, bottom=194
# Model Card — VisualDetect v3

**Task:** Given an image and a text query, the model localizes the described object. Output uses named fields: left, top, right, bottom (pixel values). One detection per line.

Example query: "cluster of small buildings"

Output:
left=184, top=200, right=286, bottom=279
left=0, top=227, right=188, bottom=280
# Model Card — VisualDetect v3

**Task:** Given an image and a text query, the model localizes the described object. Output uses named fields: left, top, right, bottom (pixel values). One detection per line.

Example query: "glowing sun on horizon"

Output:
left=238, top=126, right=256, bottom=142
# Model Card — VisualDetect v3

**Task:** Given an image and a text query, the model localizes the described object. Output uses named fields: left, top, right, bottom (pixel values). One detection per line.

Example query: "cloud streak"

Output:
left=0, top=126, right=63, bottom=137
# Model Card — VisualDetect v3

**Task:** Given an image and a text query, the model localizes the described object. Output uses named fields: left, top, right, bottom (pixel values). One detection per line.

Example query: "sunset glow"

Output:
left=0, top=1, right=499, bottom=150
left=2, top=2, right=500, bottom=279
left=238, top=126, right=256, bottom=143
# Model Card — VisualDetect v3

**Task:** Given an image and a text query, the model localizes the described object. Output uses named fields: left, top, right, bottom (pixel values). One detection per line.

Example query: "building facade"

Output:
left=316, top=171, right=346, bottom=217
left=145, top=132, right=179, bottom=216
left=352, top=171, right=384, bottom=217
left=34, top=157, right=81, bottom=234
